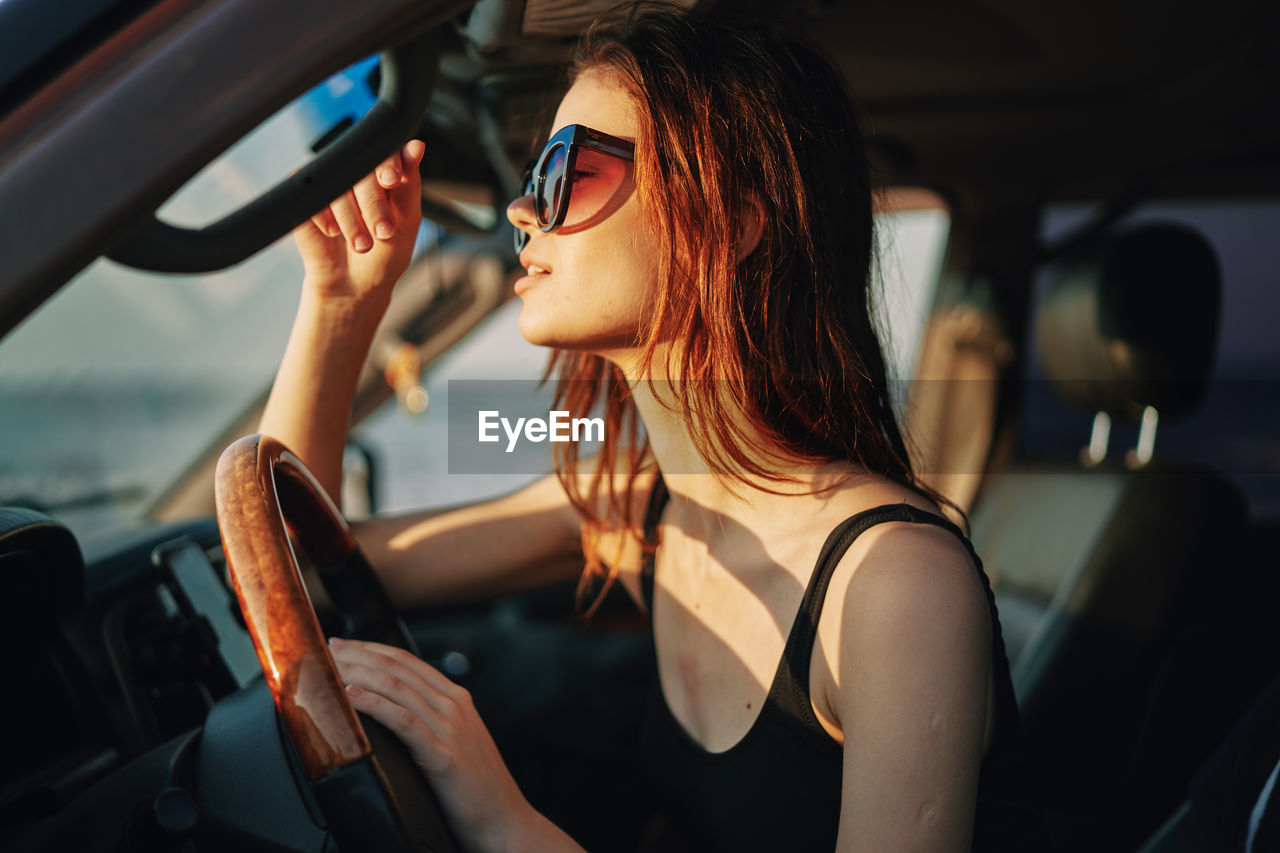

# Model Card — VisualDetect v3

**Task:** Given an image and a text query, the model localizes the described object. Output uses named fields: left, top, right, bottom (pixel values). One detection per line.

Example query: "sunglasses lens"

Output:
left=559, top=147, right=630, bottom=229
left=537, top=143, right=567, bottom=225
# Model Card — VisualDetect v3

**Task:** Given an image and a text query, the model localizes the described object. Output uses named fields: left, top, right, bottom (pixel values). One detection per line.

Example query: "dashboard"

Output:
left=0, top=512, right=248, bottom=841
left=0, top=506, right=652, bottom=852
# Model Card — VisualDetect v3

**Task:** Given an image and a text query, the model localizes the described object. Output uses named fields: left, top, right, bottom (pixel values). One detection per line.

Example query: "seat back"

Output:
left=968, top=222, right=1247, bottom=849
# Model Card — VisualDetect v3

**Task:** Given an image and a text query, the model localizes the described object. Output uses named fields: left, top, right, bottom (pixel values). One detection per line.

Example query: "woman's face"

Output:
left=506, top=71, right=661, bottom=361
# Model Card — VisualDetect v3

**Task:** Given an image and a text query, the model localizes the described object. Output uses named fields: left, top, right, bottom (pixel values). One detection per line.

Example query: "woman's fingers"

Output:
left=353, top=171, right=396, bottom=242
left=313, top=140, right=425, bottom=255
left=335, top=657, right=451, bottom=723
left=311, top=205, right=341, bottom=239
left=375, top=150, right=403, bottom=189
left=332, top=637, right=462, bottom=696
left=331, top=640, right=464, bottom=704
left=329, top=188, right=373, bottom=253
left=344, top=683, right=447, bottom=756
left=337, top=655, right=448, bottom=722
left=330, top=639, right=471, bottom=776
left=329, top=637, right=533, bottom=845
left=389, top=140, right=426, bottom=221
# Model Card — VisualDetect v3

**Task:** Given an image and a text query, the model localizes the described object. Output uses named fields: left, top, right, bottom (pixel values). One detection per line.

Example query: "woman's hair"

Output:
left=549, top=5, right=947, bottom=613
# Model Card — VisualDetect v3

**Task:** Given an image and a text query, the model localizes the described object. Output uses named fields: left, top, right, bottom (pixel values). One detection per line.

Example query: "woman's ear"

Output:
left=735, top=192, right=766, bottom=262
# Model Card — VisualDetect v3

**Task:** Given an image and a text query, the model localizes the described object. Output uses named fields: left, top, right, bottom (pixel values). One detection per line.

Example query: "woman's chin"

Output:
left=514, top=309, right=557, bottom=348
left=515, top=315, right=631, bottom=360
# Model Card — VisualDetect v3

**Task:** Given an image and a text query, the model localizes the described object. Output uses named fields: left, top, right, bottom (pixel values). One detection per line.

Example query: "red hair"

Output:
left=547, top=7, right=943, bottom=614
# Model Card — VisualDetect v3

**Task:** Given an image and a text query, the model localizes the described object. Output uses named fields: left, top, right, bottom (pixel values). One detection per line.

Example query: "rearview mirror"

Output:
left=107, top=29, right=443, bottom=273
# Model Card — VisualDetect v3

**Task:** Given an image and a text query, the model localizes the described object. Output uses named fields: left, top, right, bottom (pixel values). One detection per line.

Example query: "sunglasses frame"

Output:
left=514, top=124, right=635, bottom=254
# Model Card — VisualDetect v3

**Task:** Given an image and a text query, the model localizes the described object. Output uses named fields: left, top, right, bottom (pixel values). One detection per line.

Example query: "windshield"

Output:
left=0, top=49, right=420, bottom=541
left=0, top=101, right=319, bottom=539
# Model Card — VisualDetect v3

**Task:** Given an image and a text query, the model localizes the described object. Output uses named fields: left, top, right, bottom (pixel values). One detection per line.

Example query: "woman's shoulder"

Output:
left=815, top=479, right=990, bottom=666
left=809, top=480, right=994, bottom=736
left=836, top=515, right=982, bottom=613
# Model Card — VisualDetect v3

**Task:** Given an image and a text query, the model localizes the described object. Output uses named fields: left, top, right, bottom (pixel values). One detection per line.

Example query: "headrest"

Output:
left=1036, top=222, right=1221, bottom=420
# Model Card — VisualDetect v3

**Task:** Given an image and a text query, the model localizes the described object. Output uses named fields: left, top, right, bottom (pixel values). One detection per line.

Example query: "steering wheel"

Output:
left=215, top=434, right=461, bottom=853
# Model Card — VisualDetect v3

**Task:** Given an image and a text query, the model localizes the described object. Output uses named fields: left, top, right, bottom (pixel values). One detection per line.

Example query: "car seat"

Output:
left=966, top=222, right=1249, bottom=850
left=1138, top=672, right=1280, bottom=853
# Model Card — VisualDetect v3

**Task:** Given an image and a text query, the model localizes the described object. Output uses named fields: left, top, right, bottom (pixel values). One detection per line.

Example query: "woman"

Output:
left=262, top=7, right=1039, bottom=851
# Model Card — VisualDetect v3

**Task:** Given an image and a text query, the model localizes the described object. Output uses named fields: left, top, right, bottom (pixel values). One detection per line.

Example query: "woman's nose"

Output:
left=507, top=192, right=538, bottom=235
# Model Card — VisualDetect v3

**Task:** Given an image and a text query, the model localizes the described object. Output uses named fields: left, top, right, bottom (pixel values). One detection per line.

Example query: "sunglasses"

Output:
left=513, top=124, right=636, bottom=254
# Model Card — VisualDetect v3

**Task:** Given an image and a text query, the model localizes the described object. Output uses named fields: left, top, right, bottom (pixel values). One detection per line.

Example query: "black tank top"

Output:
left=636, top=477, right=1044, bottom=851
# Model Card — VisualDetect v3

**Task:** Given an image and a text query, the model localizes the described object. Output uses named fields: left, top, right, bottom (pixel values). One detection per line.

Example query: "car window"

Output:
left=0, top=64, right=407, bottom=540
left=1019, top=197, right=1280, bottom=514
left=356, top=195, right=952, bottom=512
left=875, top=192, right=951, bottom=406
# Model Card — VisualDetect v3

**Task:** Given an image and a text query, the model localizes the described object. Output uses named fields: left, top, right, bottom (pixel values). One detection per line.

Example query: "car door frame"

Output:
left=0, top=0, right=473, bottom=336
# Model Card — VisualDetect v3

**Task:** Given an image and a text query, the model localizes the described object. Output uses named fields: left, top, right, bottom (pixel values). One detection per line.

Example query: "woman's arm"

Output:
left=260, top=141, right=425, bottom=500
left=258, top=143, right=589, bottom=607
left=349, top=473, right=587, bottom=610
left=350, top=461, right=660, bottom=611
left=832, top=524, right=992, bottom=852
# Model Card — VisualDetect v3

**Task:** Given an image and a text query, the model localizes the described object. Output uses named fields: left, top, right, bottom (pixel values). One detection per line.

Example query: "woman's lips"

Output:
left=515, top=259, right=552, bottom=295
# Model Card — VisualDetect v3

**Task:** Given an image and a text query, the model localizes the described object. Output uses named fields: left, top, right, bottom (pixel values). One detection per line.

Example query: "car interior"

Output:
left=1, top=0, right=1278, bottom=851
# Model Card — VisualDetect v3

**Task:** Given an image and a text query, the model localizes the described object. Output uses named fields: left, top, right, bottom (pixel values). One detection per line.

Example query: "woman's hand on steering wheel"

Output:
left=329, top=637, right=537, bottom=852
left=294, top=140, right=425, bottom=304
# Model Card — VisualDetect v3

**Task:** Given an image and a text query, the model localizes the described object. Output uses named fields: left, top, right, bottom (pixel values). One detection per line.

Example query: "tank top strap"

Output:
left=774, top=503, right=978, bottom=721
left=640, top=482, right=983, bottom=723
left=639, top=473, right=670, bottom=616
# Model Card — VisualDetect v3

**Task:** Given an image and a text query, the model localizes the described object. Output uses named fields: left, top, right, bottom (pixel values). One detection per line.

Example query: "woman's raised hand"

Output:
left=328, top=638, right=542, bottom=853
left=263, top=141, right=426, bottom=501
left=294, top=140, right=426, bottom=303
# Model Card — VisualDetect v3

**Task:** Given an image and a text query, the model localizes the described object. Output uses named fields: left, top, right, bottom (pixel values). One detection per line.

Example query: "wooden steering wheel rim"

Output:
left=214, top=433, right=370, bottom=781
